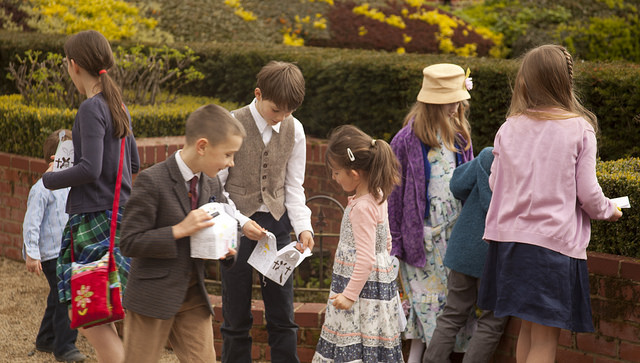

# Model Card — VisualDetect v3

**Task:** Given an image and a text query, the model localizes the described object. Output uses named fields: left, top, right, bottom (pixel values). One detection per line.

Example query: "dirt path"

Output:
left=0, top=256, right=180, bottom=362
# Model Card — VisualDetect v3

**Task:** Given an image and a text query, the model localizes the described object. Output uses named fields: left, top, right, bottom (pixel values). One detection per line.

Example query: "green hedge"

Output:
left=591, top=158, right=640, bottom=258
left=2, top=91, right=638, bottom=257
left=1, top=30, right=640, bottom=161
left=0, top=94, right=239, bottom=159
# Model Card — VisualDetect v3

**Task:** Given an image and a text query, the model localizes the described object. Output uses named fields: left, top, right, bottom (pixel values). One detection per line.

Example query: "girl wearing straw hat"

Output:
left=388, top=63, right=475, bottom=363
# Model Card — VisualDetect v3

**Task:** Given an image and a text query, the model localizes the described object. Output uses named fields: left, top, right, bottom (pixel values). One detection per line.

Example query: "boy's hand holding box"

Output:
left=190, top=202, right=238, bottom=260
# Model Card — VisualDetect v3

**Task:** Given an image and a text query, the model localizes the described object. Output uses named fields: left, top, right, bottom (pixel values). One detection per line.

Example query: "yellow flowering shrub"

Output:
left=224, top=0, right=258, bottom=22
left=313, top=15, right=328, bottom=30
left=353, top=4, right=406, bottom=29
left=24, top=0, right=173, bottom=43
left=313, top=1, right=506, bottom=58
left=283, top=30, right=305, bottom=46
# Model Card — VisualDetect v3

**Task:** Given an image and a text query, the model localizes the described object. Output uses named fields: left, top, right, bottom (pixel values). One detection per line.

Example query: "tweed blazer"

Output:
left=120, top=153, right=229, bottom=319
left=388, top=119, right=473, bottom=268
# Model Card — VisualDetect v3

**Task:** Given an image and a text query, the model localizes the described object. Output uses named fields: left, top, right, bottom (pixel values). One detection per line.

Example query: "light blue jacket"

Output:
left=22, top=178, right=69, bottom=262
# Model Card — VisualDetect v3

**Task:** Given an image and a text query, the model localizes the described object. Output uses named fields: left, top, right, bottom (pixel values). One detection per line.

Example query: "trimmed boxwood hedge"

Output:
left=591, top=158, right=640, bottom=258
left=0, top=94, right=239, bottom=159
left=2, top=31, right=640, bottom=257
left=1, top=91, right=638, bottom=258
left=2, top=31, right=638, bottom=160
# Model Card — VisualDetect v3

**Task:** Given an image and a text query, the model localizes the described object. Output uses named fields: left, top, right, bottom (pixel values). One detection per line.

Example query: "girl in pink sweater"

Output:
left=313, top=125, right=403, bottom=362
left=478, top=44, right=623, bottom=363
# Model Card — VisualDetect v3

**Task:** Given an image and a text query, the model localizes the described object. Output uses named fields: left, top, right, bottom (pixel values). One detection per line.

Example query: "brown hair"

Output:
left=185, top=104, right=246, bottom=146
left=508, top=44, right=598, bottom=132
left=64, top=30, right=130, bottom=138
left=256, top=61, right=305, bottom=111
left=326, top=125, right=400, bottom=203
left=403, top=100, right=472, bottom=152
left=43, top=129, right=72, bottom=162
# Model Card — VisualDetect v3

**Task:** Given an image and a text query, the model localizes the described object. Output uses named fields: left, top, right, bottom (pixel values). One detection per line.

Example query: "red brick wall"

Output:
left=2, top=137, right=639, bottom=362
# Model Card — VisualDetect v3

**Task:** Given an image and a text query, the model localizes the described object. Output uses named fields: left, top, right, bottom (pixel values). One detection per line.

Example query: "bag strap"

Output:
left=70, top=137, right=126, bottom=263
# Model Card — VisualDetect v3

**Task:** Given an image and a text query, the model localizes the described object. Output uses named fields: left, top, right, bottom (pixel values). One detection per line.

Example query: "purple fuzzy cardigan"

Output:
left=388, top=121, right=474, bottom=268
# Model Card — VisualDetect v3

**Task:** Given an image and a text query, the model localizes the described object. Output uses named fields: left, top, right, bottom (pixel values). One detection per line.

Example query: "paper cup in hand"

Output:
left=190, top=202, right=238, bottom=259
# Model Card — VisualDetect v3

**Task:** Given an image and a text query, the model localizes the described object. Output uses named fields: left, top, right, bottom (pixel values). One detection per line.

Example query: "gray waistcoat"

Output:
left=226, top=105, right=295, bottom=220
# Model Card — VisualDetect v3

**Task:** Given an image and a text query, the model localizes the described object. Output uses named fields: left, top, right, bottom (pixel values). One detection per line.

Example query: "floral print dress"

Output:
left=314, top=196, right=403, bottom=363
left=399, top=141, right=472, bottom=350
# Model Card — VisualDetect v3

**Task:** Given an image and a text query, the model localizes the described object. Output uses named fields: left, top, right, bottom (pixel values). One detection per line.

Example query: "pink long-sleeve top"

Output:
left=483, top=113, right=617, bottom=260
left=342, top=194, right=392, bottom=301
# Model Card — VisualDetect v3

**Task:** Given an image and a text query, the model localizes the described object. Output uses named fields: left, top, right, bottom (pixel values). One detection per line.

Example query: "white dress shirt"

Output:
left=175, top=149, right=201, bottom=195
left=219, top=98, right=313, bottom=238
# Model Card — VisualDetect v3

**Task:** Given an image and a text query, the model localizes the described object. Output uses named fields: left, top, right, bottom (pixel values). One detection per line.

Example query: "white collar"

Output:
left=250, top=98, right=281, bottom=134
left=175, top=150, right=200, bottom=183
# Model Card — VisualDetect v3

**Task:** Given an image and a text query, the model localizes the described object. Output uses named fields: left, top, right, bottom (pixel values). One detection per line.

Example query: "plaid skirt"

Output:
left=56, top=208, right=130, bottom=305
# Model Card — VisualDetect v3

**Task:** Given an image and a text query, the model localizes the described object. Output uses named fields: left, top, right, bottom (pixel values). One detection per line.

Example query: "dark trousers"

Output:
left=36, top=259, right=78, bottom=356
left=424, top=270, right=508, bottom=363
left=220, top=212, right=299, bottom=363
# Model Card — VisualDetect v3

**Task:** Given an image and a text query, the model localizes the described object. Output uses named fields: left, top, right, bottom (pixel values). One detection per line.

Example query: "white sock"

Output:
left=407, top=339, right=425, bottom=363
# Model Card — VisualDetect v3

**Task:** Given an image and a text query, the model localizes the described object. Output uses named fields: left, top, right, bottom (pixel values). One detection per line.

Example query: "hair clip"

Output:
left=347, top=148, right=355, bottom=162
left=371, top=139, right=376, bottom=147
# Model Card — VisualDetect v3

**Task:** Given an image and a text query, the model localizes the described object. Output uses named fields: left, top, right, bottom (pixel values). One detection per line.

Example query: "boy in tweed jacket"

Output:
left=120, top=104, right=262, bottom=363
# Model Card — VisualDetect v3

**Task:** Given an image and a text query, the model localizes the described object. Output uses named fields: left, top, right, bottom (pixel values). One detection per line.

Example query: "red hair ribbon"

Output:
left=99, top=69, right=107, bottom=75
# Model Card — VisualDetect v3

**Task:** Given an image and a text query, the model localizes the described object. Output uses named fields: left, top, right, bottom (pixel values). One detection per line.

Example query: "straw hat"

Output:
left=417, top=63, right=471, bottom=104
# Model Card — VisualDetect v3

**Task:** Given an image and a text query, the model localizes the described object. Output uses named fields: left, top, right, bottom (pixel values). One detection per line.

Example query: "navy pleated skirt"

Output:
left=478, top=241, right=594, bottom=332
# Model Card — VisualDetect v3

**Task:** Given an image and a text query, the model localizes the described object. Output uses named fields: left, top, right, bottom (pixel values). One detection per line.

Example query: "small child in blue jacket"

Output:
left=424, top=147, right=508, bottom=363
left=23, top=129, right=86, bottom=362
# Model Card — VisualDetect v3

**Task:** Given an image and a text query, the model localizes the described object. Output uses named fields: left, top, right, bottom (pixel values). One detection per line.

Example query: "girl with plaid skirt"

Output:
left=42, top=30, right=140, bottom=363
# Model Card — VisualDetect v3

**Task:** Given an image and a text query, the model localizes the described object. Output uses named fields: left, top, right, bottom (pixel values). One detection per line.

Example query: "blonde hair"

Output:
left=403, top=100, right=472, bottom=152
left=326, top=125, right=400, bottom=203
left=508, top=44, right=598, bottom=132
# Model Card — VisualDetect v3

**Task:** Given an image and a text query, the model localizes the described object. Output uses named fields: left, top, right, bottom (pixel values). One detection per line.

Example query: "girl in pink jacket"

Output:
left=478, top=44, right=622, bottom=363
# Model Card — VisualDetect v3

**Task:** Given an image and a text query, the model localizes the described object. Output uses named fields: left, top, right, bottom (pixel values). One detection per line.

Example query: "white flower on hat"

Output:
left=464, top=68, right=473, bottom=91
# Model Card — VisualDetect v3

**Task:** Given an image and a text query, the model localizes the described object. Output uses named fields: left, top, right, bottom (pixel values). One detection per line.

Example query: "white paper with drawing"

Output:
left=190, top=202, right=238, bottom=260
left=53, top=131, right=73, bottom=171
left=248, top=232, right=312, bottom=286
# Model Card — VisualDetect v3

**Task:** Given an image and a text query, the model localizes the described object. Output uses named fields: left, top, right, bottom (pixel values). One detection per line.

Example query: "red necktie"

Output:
left=189, top=175, right=199, bottom=210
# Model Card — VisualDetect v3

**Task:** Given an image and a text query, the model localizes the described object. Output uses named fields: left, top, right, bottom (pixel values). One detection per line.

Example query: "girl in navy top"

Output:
left=43, top=29, right=139, bottom=363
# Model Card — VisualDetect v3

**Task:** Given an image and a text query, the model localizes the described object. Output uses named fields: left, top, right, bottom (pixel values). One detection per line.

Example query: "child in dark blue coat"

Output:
left=423, top=147, right=508, bottom=363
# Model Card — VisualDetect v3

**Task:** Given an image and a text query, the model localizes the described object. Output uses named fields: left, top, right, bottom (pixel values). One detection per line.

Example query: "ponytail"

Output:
left=326, top=125, right=400, bottom=204
left=64, top=30, right=131, bottom=138
left=367, top=139, right=401, bottom=203
left=99, top=71, right=130, bottom=138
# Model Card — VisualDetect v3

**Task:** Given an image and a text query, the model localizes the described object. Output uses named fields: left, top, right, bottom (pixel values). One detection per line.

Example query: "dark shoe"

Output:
left=55, top=349, right=86, bottom=362
left=35, top=343, right=55, bottom=353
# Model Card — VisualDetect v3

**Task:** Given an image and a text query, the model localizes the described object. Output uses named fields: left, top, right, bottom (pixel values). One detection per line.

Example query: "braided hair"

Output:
left=561, top=46, right=574, bottom=82
left=507, top=44, right=597, bottom=131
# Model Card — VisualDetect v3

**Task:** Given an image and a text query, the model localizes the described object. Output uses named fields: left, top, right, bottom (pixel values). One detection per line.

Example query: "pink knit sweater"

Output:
left=483, top=114, right=617, bottom=259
